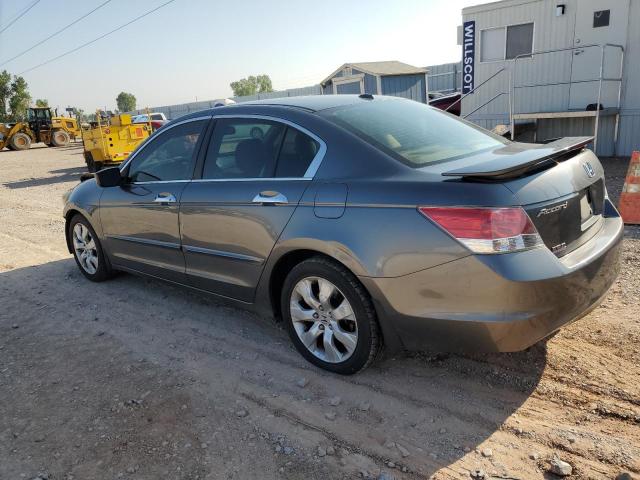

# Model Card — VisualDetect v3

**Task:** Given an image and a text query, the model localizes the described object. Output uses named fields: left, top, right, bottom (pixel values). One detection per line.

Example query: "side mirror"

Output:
left=95, top=167, right=123, bottom=187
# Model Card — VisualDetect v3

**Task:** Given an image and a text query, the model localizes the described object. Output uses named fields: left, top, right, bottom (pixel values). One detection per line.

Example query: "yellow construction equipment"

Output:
left=52, top=115, right=81, bottom=140
left=0, top=107, right=80, bottom=151
left=81, top=112, right=150, bottom=172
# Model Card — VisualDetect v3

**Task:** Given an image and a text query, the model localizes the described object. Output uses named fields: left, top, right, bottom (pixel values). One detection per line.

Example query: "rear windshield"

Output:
left=320, top=98, right=508, bottom=167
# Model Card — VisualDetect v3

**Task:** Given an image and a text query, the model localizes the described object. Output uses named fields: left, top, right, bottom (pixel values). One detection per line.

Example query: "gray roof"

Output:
left=322, top=61, right=427, bottom=85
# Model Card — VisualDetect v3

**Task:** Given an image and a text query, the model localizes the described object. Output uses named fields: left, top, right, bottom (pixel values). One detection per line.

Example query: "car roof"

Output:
left=171, top=95, right=405, bottom=125
left=183, top=94, right=398, bottom=118
left=238, top=94, right=378, bottom=112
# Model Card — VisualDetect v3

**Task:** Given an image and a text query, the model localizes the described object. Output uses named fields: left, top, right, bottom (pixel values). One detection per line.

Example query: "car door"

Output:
left=99, top=117, right=209, bottom=282
left=179, top=116, right=325, bottom=302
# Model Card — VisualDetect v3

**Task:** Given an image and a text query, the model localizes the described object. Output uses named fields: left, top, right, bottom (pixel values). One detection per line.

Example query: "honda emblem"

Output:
left=583, top=161, right=595, bottom=178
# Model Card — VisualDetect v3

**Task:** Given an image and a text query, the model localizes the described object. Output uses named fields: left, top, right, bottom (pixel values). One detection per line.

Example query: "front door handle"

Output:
left=252, top=191, right=288, bottom=205
left=153, top=192, right=177, bottom=204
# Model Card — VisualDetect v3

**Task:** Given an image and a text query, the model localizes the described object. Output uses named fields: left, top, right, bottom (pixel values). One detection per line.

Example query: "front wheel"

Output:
left=69, top=215, right=113, bottom=282
left=9, top=132, right=31, bottom=150
left=281, top=257, right=381, bottom=374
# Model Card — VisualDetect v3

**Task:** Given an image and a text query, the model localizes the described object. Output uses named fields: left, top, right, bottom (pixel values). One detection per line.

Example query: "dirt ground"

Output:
left=0, top=143, right=638, bottom=480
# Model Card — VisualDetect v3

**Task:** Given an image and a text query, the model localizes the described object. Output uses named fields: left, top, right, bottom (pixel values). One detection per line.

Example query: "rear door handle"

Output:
left=252, top=191, right=288, bottom=205
left=153, top=192, right=177, bottom=204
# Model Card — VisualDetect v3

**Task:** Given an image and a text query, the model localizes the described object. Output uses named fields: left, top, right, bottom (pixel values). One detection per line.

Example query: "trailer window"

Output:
left=480, top=22, right=533, bottom=61
left=506, top=23, right=533, bottom=59
left=481, top=27, right=505, bottom=62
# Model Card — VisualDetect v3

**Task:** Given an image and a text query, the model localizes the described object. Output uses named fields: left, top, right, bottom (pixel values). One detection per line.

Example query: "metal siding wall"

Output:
left=364, top=73, right=378, bottom=94
left=616, top=0, right=640, bottom=156
left=617, top=113, right=640, bottom=156
left=427, top=62, right=462, bottom=93
left=133, top=85, right=322, bottom=120
left=536, top=116, right=616, bottom=156
left=381, top=74, right=426, bottom=102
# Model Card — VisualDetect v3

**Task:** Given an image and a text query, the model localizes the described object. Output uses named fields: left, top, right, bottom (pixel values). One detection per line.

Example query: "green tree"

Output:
left=0, top=70, right=11, bottom=121
left=35, top=98, right=48, bottom=107
left=230, top=74, right=274, bottom=97
left=256, top=74, right=273, bottom=93
left=116, top=91, right=136, bottom=112
left=8, top=75, right=31, bottom=121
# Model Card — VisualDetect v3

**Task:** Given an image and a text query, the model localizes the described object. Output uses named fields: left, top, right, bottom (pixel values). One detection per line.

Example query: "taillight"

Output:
left=418, top=206, right=543, bottom=254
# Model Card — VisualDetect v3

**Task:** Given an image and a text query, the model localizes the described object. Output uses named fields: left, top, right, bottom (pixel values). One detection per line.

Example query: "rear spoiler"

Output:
left=442, top=136, right=593, bottom=180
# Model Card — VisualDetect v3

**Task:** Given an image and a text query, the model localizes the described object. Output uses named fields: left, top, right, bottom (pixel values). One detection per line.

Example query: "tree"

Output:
left=35, top=98, right=48, bottom=107
left=230, top=74, right=274, bottom=97
left=116, top=91, right=136, bottom=112
left=8, top=75, right=31, bottom=121
left=256, top=75, right=273, bottom=93
left=0, top=70, right=11, bottom=121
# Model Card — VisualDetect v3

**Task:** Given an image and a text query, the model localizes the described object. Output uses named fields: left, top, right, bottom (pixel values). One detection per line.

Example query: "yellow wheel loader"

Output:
left=0, top=107, right=80, bottom=151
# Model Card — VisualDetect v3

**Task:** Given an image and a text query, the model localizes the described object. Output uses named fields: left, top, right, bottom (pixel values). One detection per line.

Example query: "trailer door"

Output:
left=569, top=0, right=628, bottom=110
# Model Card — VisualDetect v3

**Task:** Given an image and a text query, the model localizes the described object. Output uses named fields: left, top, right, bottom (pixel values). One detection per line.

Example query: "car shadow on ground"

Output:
left=0, top=257, right=548, bottom=478
left=2, top=166, right=85, bottom=189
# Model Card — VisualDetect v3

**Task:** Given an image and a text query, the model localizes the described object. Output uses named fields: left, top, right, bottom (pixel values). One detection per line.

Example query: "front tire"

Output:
left=9, top=132, right=31, bottom=150
left=69, top=215, right=113, bottom=282
left=281, top=257, right=381, bottom=374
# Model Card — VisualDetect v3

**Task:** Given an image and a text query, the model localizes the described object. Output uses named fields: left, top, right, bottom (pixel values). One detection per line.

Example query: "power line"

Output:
left=18, top=0, right=177, bottom=75
left=0, top=0, right=41, bottom=35
left=0, top=0, right=113, bottom=67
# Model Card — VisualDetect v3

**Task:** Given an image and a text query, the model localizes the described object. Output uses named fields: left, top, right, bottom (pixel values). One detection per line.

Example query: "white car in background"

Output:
left=131, top=112, right=167, bottom=130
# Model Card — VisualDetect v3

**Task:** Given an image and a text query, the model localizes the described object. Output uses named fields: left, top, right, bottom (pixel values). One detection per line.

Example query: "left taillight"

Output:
left=418, top=206, right=543, bottom=254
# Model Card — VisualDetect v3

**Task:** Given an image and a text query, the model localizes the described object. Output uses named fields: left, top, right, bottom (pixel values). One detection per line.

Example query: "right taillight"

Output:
left=418, top=206, right=543, bottom=254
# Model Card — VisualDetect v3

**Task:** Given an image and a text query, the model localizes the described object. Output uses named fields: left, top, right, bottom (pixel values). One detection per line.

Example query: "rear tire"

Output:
left=69, top=214, right=113, bottom=282
left=51, top=130, right=70, bottom=147
left=9, top=132, right=31, bottom=150
left=281, top=257, right=381, bottom=374
left=84, top=151, right=103, bottom=172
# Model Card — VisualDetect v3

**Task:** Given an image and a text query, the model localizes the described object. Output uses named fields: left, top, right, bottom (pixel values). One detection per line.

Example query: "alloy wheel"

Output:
left=72, top=223, right=98, bottom=275
left=290, top=276, right=358, bottom=363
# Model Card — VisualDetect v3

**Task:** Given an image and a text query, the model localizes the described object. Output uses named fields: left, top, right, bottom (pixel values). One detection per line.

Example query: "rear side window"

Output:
left=202, top=119, right=286, bottom=179
left=321, top=99, right=507, bottom=167
left=275, top=128, right=319, bottom=177
left=202, top=118, right=319, bottom=179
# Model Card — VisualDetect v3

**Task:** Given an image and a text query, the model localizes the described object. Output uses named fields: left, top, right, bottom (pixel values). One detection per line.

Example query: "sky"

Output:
left=0, top=0, right=485, bottom=112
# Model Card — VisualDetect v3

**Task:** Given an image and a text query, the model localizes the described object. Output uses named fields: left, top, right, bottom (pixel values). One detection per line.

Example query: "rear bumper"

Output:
left=360, top=208, right=624, bottom=353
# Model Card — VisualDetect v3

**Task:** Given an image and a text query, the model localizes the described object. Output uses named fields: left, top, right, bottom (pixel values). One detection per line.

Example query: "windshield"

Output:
left=320, top=98, right=508, bottom=167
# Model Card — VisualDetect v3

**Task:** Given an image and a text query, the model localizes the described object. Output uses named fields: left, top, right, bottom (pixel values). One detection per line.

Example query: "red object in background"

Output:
left=429, top=92, right=461, bottom=116
left=619, top=151, right=640, bottom=225
left=150, top=120, right=165, bottom=130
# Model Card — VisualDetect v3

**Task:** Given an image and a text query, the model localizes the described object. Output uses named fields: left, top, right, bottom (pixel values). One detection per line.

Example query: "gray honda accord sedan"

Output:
left=63, top=95, right=623, bottom=374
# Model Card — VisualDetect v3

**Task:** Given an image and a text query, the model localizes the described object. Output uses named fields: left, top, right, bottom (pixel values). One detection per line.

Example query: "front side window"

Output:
left=321, top=98, right=507, bottom=167
left=127, top=120, right=205, bottom=182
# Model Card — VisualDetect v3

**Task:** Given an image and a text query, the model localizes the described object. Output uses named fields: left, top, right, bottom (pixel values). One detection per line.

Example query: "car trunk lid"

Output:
left=439, top=137, right=605, bottom=257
